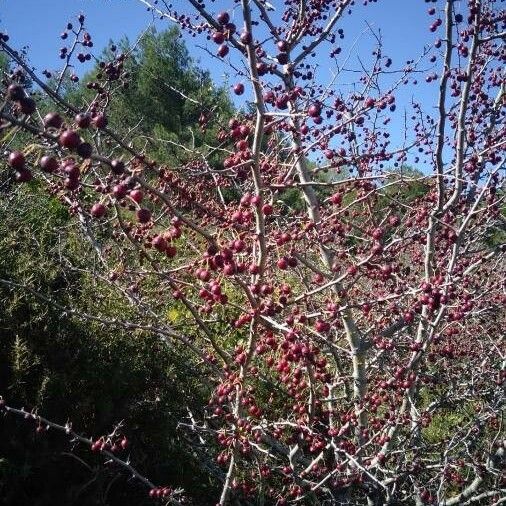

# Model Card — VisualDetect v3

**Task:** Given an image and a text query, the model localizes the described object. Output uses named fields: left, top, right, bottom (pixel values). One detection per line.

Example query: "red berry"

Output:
left=277, top=257, right=289, bottom=270
left=315, top=320, right=330, bottom=333
left=152, top=235, right=167, bottom=251
left=43, top=112, right=63, bottom=129
left=6, top=83, right=24, bottom=101
left=330, top=193, right=342, bottom=205
left=90, top=203, right=107, bottom=218
left=8, top=151, right=25, bottom=169
left=372, top=227, right=384, bottom=240
left=277, top=52, right=289, bottom=65
left=262, top=203, right=273, bottom=215
left=240, top=31, right=252, bottom=44
left=223, top=263, right=236, bottom=276
left=136, top=208, right=151, bottom=223
left=165, top=245, right=176, bottom=258
left=110, top=159, right=125, bottom=174
left=76, top=142, right=93, bottom=158
left=14, top=169, right=32, bottom=182
left=59, top=130, right=81, bottom=149
left=308, top=103, right=321, bottom=117
left=40, top=155, right=59, bottom=173
left=92, top=113, right=107, bottom=129
left=216, top=11, right=230, bottom=25
left=217, top=44, right=229, bottom=58
left=112, top=183, right=127, bottom=198
left=64, top=177, right=80, bottom=190
left=75, top=112, right=91, bottom=128
left=212, top=31, right=225, bottom=44
left=233, top=83, right=245, bottom=95
left=277, top=40, right=289, bottom=52
left=389, top=215, right=400, bottom=226
left=129, top=189, right=143, bottom=203
left=64, top=163, right=80, bottom=179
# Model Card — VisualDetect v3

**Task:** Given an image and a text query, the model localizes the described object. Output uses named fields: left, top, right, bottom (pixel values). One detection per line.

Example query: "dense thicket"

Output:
left=0, top=1, right=504, bottom=505
left=0, top=28, right=226, bottom=505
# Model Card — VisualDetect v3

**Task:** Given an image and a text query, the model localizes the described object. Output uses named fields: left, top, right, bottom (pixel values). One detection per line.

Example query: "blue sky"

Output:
left=1, top=0, right=434, bottom=80
left=1, top=0, right=443, bottom=168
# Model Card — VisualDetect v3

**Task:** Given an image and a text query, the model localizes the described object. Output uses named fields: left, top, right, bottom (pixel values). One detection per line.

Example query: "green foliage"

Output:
left=0, top=183, right=217, bottom=504
left=276, top=159, right=341, bottom=214
left=66, top=27, right=233, bottom=165
left=381, top=165, right=429, bottom=201
left=422, top=404, right=474, bottom=445
left=0, top=53, right=9, bottom=75
left=484, top=187, right=506, bottom=247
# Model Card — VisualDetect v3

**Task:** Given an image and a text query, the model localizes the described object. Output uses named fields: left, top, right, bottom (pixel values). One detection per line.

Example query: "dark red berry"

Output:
left=217, top=44, right=229, bottom=58
left=277, top=52, right=289, bottom=65
left=277, top=40, right=289, bottom=52
left=8, top=151, right=25, bottom=169
left=110, top=159, right=125, bottom=175
left=308, top=103, right=322, bottom=117
left=14, top=169, right=32, bottom=182
left=212, top=31, right=225, bottom=44
left=92, top=113, right=107, bottom=129
left=6, top=84, right=24, bottom=101
left=59, top=130, right=81, bottom=149
left=77, top=142, right=93, bottom=158
left=130, top=189, right=143, bottom=203
left=152, top=235, right=167, bottom=251
left=233, top=83, right=245, bottom=95
left=40, top=155, right=59, bottom=173
left=43, top=112, right=63, bottom=129
left=18, top=97, right=36, bottom=115
left=240, top=31, right=252, bottom=44
left=136, top=208, right=151, bottom=223
left=64, top=177, right=80, bottom=190
left=75, top=112, right=91, bottom=128
left=112, top=183, right=127, bottom=198
left=90, top=203, right=107, bottom=218
left=216, top=11, right=230, bottom=25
